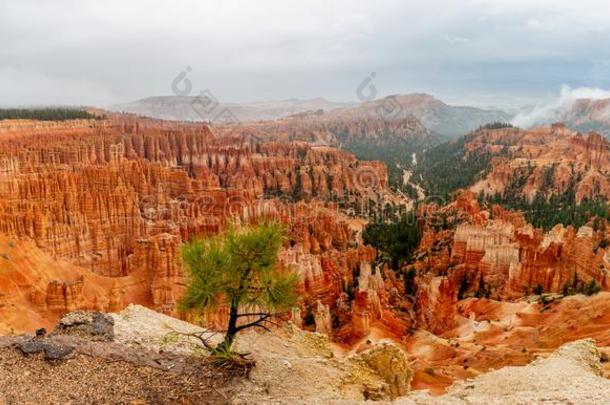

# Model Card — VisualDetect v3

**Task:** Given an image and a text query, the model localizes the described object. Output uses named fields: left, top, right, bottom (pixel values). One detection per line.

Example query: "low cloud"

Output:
left=511, top=85, right=610, bottom=128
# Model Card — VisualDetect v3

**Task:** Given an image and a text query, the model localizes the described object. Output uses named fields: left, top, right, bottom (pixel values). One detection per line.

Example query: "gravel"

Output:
left=0, top=310, right=240, bottom=405
left=0, top=345, right=233, bottom=404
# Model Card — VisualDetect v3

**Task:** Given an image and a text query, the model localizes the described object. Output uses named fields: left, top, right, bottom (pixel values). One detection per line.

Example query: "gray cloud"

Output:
left=2, top=0, right=610, bottom=107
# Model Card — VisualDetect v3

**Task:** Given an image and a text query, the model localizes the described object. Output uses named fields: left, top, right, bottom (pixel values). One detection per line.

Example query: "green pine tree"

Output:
left=179, top=222, right=299, bottom=354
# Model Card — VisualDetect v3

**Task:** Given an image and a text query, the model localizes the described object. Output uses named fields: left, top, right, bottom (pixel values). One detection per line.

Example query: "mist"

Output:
left=512, top=85, right=610, bottom=128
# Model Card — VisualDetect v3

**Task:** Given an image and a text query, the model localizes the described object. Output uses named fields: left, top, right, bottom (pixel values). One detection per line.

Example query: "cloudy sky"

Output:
left=2, top=0, right=610, bottom=108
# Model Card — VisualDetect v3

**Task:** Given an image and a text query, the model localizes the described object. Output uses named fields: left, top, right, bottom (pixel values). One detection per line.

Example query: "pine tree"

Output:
left=180, top=222, right=298, bottom=353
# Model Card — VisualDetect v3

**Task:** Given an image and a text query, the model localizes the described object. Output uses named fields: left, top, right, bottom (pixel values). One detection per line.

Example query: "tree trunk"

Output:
left=218, top=302, right=239, bottom=353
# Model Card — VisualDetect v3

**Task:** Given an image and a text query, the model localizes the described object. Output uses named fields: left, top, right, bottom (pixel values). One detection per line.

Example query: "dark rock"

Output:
left=16, top=340, right=47, bottom=355
left=53, top=311, right=114, bottom=341
left=36, top=328, right=46, bottom=337
left=44, top=343, right=74, bottom=361
left=15, top=338, right=74, bottom=361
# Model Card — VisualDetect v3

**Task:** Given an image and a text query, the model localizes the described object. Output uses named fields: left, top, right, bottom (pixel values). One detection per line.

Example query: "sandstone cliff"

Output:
left=0, top=115, right=405, bottom=340
left=467, top=124, right=610, bottom=203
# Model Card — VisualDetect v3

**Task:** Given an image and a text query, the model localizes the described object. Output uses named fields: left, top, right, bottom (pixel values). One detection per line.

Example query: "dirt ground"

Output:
left=0, top=337, right=238, bottom=405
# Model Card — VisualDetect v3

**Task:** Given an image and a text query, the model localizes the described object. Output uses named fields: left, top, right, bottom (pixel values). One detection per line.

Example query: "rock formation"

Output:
left=3, top=115, right=610, bottom=398
left=0, top=114, right=405, bottom=338
left=467, top=124, right=610, bottom=202
left=402, top=338, right=610, bottom=404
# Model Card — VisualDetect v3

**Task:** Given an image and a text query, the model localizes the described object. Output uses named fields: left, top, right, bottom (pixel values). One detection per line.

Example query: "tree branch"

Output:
left=236, top=312, right=274, bottom=318
left=166, top=328, right=218, bottom=353
left=250, top=323, right=272, bottom=333
left=235, top=314, right=271, bottom=332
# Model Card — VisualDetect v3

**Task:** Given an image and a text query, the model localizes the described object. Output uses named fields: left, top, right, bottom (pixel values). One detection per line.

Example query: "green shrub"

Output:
left=582, top=280, right=602, bottom=296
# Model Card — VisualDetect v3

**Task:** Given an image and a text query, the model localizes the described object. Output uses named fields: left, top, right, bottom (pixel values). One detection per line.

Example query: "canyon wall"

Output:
left=5, top=116, right=610, bottom=347
left=406, top=192, right=610, bottom=334
left=467, top=124, right=610, bottom=202
left=0, top=116, right=404, bottom=336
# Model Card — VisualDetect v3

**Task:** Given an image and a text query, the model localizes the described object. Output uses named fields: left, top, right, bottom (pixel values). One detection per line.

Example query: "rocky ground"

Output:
left=403, top=338, right=610, bottom=405
left=0, top=311, right=238, bottom=404
left=110, top=305, right=413, bottom=404
left=1, top=305, right=609, bottom=404
left=0, top=343, right=231, bottom=404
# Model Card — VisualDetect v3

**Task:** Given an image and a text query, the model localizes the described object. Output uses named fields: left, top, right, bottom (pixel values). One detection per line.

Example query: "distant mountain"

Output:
left=111, top=93, right=511, bottom=137
left=342, top=93, right=512, bottom=137
left=110, top=96, right=351, bottom=122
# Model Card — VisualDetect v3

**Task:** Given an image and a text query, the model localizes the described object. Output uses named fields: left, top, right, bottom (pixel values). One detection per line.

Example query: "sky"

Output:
left=2, top=0, right=610, bottom=108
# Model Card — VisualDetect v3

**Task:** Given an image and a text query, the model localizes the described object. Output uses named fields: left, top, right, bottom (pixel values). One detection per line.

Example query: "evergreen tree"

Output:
left=403, top=267, right=417, bottom=296
left=362, top=212, right=421, bottom=269
left=0, top=108, right=100, bottom=121
left=180, top=222, right=298, bottom=353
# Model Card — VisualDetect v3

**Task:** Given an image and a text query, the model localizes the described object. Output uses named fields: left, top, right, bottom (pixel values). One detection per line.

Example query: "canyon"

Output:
left=2, top=114, right=610, bottom=398
left=7, top=1, right=610, bottom=402
left=0, top=114, right=405, bottom=334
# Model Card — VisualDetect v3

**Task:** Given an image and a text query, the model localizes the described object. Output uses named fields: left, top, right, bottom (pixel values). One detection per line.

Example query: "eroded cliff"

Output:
left=0, top=115, right=405, bottom=337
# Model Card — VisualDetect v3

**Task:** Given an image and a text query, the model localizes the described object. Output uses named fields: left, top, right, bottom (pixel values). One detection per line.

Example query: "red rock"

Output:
left=467, top=125, right=610, bottom=203
left=0, top=115, right=403, bottom=336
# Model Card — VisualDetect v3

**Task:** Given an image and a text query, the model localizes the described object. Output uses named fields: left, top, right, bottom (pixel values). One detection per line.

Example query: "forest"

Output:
left=362, top=212, right=422, bottom=269
left=412, top=135, right=494, bottom=200
left=0, top=108, right=100, bottom=121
